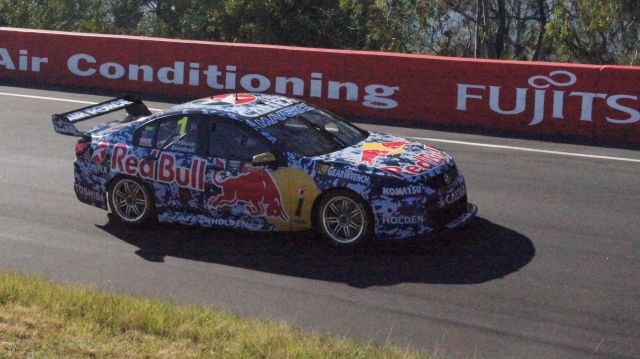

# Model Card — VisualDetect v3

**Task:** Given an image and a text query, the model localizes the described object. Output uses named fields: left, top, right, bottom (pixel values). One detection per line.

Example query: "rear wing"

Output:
left=52, top=96, right=152, bottom=137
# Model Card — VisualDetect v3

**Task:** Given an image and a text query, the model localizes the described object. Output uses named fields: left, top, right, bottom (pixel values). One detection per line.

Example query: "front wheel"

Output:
left=315, top=190, right=373, bottom=247
left=108, top=177, right=155, bottom=225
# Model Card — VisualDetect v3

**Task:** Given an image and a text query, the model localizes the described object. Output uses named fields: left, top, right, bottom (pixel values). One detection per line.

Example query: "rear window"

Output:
left=136, top=123, right=157, bottom=148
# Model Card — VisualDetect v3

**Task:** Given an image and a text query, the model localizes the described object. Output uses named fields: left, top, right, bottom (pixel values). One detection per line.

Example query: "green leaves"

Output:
left=546, top=0, right=640, bottom=65
left=0, top=0, right=637, bottom=65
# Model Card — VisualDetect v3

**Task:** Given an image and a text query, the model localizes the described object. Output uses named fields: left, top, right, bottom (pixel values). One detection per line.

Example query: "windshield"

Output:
left=260, top=108, right=368, bottom=156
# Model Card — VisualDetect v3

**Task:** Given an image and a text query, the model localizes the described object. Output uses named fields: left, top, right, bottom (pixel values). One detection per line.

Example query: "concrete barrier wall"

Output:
left=1, top=27, right=639, bottom=143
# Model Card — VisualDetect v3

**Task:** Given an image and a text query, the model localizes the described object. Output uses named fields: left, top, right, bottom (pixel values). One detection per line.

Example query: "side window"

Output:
left=156, top=115, right=201, bottom=154
left=135, top=122, right=157, bottom=148
left=209, top=121, right=271, bottom=161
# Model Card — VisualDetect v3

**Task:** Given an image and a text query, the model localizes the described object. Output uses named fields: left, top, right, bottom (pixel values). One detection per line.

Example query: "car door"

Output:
left=204, top=119, right=290, bottom=231
left=135, top=114, right=209, bottom=218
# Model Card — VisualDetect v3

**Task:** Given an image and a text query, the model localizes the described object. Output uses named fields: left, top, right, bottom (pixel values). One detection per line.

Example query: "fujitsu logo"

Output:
left=457, top=70, right=640, bottom=125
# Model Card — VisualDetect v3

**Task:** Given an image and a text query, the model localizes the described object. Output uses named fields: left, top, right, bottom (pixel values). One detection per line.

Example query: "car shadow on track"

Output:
left=97, top=216, right=535, bottom=288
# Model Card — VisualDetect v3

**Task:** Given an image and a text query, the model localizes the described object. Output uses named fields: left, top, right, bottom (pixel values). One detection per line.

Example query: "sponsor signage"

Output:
left=360, top=141, right=409, bottom=165
left=1, top=28, right=638, bottom=143
left=209, top=167, right=289, bottom=221
left=381, top=152, right=448, bottom=178
left=382, top=215, right=424, bottom=225
left=382, top=185, right=423, bottom=196
left=65, top=98, right=134, bottom=122
left=74, top=184, right=104, bottom=202
left=444, top=185, right=466, bottom=206
left=110, top=144, right=207, bottom=191
left=323, top=166, right=371, bottom=185
left=90, top=140, right=109, bottom=163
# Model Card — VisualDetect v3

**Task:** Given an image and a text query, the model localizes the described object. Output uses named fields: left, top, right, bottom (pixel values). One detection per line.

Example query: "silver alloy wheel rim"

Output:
left=112, top=179, right=147, bottom=222
left=321, top=196, right=365, bottom=244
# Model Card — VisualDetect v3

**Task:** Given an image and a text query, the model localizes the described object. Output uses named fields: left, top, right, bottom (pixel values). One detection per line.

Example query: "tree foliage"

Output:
left=0, top=0, right=638, bottom=65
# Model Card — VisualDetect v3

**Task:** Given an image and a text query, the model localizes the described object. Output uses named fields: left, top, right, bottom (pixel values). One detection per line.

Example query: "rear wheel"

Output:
left=315, top=190, right=372, bottom=247
left=108, top=177, right=154, bottom=225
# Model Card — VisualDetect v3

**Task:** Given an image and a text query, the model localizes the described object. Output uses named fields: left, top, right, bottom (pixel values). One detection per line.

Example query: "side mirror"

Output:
left=252, top=152, right=277, bottom=166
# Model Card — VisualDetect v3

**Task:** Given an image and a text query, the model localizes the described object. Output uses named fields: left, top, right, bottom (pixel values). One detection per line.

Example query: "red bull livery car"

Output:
left=52, top=93, right=477, bottom=246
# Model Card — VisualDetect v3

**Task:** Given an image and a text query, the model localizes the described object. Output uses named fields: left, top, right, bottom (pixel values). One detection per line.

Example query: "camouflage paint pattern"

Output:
left=68, top=94, right=476, bottom=240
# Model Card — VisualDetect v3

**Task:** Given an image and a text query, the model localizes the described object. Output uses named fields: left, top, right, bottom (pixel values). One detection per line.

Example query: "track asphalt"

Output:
left=0, top=85, right=638, bottom=358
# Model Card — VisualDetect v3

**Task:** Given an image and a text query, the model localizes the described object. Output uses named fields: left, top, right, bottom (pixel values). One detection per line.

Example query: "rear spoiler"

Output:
left=52, top=96, right=152, bottom=137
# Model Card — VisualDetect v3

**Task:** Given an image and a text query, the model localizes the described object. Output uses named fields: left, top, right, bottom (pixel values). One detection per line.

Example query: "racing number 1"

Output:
left=177, top=116, right=188, bottom=136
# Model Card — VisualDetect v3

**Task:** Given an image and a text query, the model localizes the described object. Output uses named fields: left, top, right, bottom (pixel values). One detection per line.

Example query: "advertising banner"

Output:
left=1, top=28, right=638, bottom=143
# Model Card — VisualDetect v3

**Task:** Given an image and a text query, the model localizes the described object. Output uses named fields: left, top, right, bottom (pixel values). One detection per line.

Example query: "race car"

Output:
left=52, top=93, right=477, bottom=246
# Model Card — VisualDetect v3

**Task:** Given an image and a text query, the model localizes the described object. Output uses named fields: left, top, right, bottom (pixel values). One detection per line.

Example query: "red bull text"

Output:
left=111, top=144, right=207, bottom=191
left=381, top=152, right=448, bottom=178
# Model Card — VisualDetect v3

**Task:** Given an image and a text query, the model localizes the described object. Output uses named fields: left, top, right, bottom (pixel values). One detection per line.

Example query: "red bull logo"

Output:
left=211, top=93, right=256, bottom=105
left=360, top=141, right=409, bottom=165
left=91, top=140, right=108, bottom=163
left=208, top=166, right=289, bottom=221
left=111, top=144, right=207, bottom=191
left=381, top=151, right=449, bottom=178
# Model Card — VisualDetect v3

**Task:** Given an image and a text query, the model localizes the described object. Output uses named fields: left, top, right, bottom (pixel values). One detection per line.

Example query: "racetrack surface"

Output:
left=0, top=85, right=638, bottom=358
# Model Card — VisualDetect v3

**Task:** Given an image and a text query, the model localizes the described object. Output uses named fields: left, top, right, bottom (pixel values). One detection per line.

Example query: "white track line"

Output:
left=0, top=92, right=163, bottom=111
left=410, top=137, right=640, bottom=163
left=1, top=91, right=638, bottom=163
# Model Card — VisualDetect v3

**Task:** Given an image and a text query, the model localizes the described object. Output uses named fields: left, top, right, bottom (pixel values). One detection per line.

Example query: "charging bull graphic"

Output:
left=208, top=165, right=289, bottom=221
left=360, top=141, right=409, bottom=165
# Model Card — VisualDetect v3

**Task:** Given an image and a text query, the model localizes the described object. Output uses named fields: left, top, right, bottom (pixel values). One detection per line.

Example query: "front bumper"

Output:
left=442, top=203, right=477, bottom=230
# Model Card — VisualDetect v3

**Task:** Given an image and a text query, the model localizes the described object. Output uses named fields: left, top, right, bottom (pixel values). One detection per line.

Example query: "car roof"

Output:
left=156, top=93, right=304, bottom=127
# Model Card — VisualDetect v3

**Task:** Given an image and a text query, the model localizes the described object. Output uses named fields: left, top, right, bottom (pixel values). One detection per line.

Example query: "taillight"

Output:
left=75, top=139, right=91, bottom=157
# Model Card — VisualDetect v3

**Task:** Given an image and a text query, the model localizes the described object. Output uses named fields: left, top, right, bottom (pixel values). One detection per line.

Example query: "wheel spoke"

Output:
left=334, top=224, right=343, bottom=237
left=135, top=198, right=147, bottom=205
left=131, top=205, right=141, bottom=216
left=348, top=209, right=361, bottom=220
left=328, top=203, right=340, bottom=215
left=130, top=185, right=140, bottom=197
left=340, top=199, right=349, bottom=213
left=347, top=222, right=361, bottom=231
left=114, top=190, right=125, bottom=199
left=342, top=225, right=350, bottom=237
left=344, top=224, right=352, bottom=238
left=324, top=216, right=339, bottom=223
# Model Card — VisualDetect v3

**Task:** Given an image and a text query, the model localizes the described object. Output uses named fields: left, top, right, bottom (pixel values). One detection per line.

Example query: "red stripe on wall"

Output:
left=1, top=27, right=638, bottom=143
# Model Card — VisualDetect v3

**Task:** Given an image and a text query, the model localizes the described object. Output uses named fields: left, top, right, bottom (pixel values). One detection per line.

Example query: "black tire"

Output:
left=108, top=177, right=155, bottom=226
left=314, top=190, right=373, bottom=247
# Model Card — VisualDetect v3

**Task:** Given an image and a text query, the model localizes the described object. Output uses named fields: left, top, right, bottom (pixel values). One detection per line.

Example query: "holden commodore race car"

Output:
left=52, top=93, right=477, bottom=246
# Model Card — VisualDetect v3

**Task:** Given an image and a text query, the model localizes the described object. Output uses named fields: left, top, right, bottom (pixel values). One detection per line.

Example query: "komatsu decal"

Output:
left=382, top=185, right=423, bottom=196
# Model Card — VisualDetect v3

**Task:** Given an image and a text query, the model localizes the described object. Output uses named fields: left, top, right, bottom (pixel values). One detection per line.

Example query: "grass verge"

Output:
left=0, top=271, right=429, bottom=358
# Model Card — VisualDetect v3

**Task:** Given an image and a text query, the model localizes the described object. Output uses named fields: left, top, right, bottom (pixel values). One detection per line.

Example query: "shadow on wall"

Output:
left=97, top=216, right=535, bottom=288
